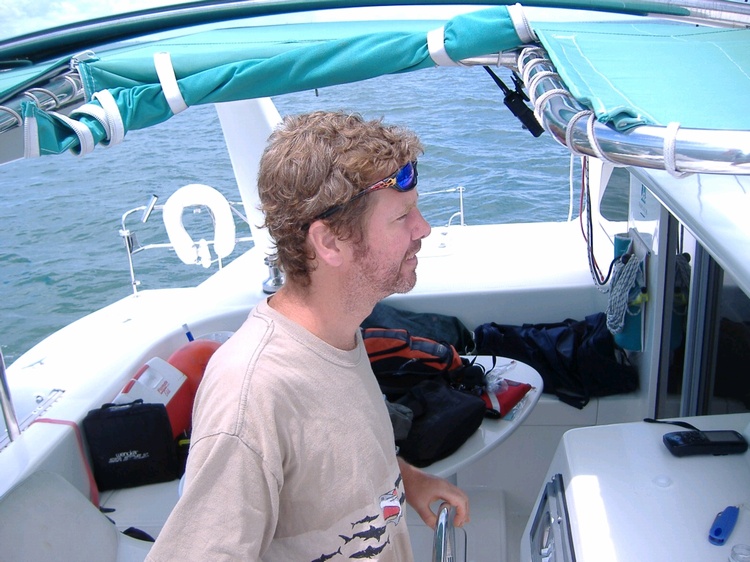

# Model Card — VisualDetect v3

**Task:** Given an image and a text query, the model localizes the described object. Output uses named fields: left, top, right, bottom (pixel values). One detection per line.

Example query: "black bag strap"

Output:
left=363, top=328, right=411, bottom=359
left=99, top=398, right=145, bottom=410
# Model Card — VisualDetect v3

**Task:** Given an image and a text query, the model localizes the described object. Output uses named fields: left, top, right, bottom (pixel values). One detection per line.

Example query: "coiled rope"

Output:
left=606, top=252, right=644, bottom=334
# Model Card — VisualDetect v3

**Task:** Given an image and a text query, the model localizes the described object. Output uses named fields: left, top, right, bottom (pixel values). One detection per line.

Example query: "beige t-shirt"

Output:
left=147, top=298, right=413, bottom=561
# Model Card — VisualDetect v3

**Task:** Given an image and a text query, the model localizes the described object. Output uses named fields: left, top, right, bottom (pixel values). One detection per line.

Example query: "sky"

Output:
left=0, top=0, right=188, bottom=41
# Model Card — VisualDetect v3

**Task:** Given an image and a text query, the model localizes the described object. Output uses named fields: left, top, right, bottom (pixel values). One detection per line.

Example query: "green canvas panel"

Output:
left=0, top=59, right=69, bottom=103
left=534, top=21, right=750, bottom=130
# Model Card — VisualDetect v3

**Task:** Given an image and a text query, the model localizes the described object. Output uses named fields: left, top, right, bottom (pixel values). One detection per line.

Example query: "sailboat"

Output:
left=1, top=1, right=749, bottom=560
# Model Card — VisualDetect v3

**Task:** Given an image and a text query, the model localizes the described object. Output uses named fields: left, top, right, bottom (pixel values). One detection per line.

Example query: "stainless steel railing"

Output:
left=0, top=349, right=21, bottom=442
left=433, top=502, right=467, bottom=562
left=514, top=45, right=750, bottom=176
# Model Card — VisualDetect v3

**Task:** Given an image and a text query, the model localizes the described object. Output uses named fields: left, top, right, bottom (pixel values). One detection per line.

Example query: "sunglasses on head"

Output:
left=314, top=160, right=418, bottom=221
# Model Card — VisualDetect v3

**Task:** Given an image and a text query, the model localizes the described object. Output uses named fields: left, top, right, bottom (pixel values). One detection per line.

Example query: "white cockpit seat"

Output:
left=0, top=471, right=152, bottom=562
left=162, top=183, right=236, bottom=268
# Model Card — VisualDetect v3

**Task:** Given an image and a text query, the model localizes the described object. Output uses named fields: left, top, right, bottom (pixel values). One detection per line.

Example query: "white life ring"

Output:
left=162, top=184, right=236, bottom=268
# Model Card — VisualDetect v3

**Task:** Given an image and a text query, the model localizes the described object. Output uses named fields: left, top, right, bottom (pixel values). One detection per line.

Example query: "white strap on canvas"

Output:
left=93, top=90, right=125, bottom=146
left=507, top=3, right=536, bottom=43
left=70, top=102, right=107, bottom=136
left=520, top=51, right=548, bottom=97
left=23, top=112, right=40, bottom=158
left=526, top=70, right=558, bottom=105
left=0, top=104, right=22, bottom=127
left=586, top=112, right=612, bottom=164
left=49, top=110, right=95, bottom=156
left=565, top=109, right=592, bottom=155
left=585, top=112, right=626, bottom=167
left=154, top=51, right=188, bottom=115
left=427, top=26, right=460, bottom=67
left=70, top=90, right=125, bottom=148
left=533, top=88, right=570, bottom=124
left=664, top=121, right=691, bottom=178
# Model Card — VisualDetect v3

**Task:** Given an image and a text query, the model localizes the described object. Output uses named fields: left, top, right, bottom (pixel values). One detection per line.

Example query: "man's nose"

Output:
left=413, top=208, right=431, bottom=240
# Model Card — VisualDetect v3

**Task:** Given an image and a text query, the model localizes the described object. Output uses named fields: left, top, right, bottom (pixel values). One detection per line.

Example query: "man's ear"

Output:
left=307, top=221, right=344, bottom=267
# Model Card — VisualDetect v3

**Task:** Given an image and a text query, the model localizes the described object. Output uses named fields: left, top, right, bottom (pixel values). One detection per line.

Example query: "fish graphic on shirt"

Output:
left=351, top=514, right=378, bottom=528
left=349, top=538, right=390, bottom=559
left=339, top=525, right=388, bottom=544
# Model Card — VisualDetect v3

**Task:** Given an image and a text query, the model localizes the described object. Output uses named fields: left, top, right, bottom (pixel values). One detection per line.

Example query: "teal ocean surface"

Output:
left=1, top=66, right=576, bottom=363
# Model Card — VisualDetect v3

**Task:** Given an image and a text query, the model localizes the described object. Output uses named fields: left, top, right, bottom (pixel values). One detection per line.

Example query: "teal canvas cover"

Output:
left=0, top=60, right=69, bottom=103
left=14, top=6, right=750, bottom=157
left=533, top=21, right=750, bottom=131
left=22, top=7, right=524, bottom=156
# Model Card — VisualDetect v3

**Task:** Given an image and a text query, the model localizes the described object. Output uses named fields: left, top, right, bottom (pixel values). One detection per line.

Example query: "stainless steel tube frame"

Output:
left=433, top=502, right=468, bottom=562
left=517, top=47, right=750, bottom=176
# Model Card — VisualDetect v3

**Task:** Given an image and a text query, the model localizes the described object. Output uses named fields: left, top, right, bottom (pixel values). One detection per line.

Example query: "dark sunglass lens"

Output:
left=395, top=162, right=416, bottom=191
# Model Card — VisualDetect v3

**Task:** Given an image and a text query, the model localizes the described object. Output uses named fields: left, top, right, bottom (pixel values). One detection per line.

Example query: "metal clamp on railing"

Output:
left=433, top=502, right=467, bottom=562
left=262, top=255, right=284, bottom=294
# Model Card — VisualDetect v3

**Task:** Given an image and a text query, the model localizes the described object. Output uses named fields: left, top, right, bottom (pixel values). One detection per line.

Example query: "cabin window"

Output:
left=658, top=232, right=750, bottom=418
left=599, top=167, right=629, bottom=222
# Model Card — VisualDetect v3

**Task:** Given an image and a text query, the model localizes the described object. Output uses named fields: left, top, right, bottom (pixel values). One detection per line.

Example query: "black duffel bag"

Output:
left=474, top=312, right=638, bottom=409
left=394, top=380, right=486, bottom=468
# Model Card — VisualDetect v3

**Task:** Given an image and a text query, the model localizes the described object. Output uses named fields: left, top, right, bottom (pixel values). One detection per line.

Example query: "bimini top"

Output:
left=1, top=1, right=749, bottom=174
left=524, top=16, right=750, bottom=174
left=535, top=20, right=750, bottom=132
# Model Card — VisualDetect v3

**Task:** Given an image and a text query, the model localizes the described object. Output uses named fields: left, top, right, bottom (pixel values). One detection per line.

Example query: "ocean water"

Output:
left=0, top=66, right=575, bottom=364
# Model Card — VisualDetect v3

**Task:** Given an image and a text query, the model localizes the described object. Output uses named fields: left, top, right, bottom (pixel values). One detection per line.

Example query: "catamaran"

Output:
left=1, top=1, right=749, bottom=560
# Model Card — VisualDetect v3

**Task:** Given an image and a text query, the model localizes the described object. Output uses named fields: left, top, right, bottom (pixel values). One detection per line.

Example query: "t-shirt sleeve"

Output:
left=146, top=432, right=279, bottom=561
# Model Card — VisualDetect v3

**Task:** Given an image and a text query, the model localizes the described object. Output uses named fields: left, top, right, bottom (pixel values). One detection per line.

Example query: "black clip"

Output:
left=484, top=66, right=544, bottom=138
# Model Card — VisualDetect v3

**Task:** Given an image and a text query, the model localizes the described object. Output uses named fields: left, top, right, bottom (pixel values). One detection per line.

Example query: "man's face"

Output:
left=346, top=186, right=431, bottom=303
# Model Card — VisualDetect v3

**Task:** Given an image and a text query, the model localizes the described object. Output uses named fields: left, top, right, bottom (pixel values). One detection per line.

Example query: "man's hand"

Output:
left=398, top=458, right=470, bottom=529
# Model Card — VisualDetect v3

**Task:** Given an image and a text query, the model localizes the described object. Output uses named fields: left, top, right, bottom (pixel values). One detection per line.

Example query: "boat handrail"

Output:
left=643, top=0, right=750, bottom=28
left=513, top=46, right=750, bottom=176
left=0, top=349, right=20, bottom=443
left=420, top=186, right=466, bottom=227
left=432, top=502, right=467, bottom=562
left=432, top=502, right=468, bottom=562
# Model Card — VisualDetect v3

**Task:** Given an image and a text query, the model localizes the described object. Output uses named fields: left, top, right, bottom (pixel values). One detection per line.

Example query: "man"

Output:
left=147, top=111, right=469, bottom=561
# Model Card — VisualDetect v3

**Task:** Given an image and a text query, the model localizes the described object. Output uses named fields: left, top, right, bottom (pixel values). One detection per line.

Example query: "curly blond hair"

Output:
left=258, top=111, right=423, bottom=287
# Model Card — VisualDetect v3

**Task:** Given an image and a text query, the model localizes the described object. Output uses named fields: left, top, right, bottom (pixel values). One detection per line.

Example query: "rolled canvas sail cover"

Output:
left=20, top=7, right=525, bottom=156
left=10, top=3, right=750, bottom=163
